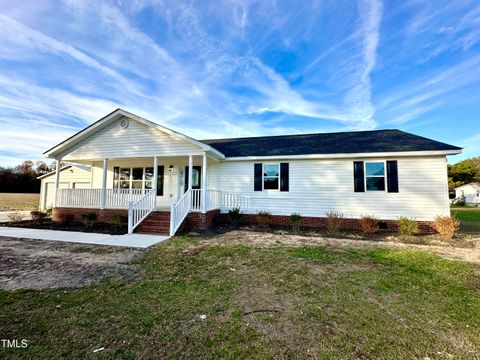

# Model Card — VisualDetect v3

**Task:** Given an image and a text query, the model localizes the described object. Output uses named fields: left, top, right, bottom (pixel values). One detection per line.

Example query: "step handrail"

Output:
left=170, top=189, right=192, bottom=236
left=127, top=189, right=156, bottom=234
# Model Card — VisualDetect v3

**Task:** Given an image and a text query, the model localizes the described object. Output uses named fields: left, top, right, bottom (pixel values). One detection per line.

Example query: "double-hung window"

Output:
left=365, top=162, right=385, bottom=191
left=263, top=164, right=280, bottom=190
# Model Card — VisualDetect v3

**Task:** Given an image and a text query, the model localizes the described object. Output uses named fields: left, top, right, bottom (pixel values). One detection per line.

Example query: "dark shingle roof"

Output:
left=200, top=129, right=461, bottom=157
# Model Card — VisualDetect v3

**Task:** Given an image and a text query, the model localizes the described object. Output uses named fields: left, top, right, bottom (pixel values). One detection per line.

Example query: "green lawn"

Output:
left=451, top=206, right=480, bottom=235
left=0, top=193, right=39, bottom=211
left=1, top=237, right=480, bottom=359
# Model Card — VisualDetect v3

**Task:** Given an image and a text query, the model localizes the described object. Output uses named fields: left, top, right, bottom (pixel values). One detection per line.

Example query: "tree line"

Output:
left=0, top=160, right=54, bottom=193
left=448, top=157, right=480, bottom=190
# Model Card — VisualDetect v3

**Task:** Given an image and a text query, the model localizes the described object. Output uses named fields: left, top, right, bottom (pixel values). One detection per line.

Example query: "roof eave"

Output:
left=222, top=149, right=462, bottom=161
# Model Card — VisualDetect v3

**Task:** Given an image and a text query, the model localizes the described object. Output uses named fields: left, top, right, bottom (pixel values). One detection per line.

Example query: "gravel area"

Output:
left=0, top=236, right=146, bottom=291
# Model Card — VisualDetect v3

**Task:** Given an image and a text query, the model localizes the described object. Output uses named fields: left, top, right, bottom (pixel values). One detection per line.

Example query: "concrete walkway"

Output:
left=0, top=227, right=169, bottom=248
left=0, top=211, right=32, bottom=223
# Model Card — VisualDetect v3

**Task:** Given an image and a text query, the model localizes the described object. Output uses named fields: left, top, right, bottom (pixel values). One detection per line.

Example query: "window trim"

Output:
left=262, top=163, right=280, bottom=191
left=364, top=161, right=386, bottom=192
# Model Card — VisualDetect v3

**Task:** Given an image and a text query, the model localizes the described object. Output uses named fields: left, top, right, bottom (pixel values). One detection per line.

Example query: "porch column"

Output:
left=101, top=158, right=108, bottom=209
left=52, top=159, right=61, bottom=207
left=153, top=156, right=158, bottom=206
left=201, top=152, right=207, bottom=213
left=188, top=155, right=193, bottom=191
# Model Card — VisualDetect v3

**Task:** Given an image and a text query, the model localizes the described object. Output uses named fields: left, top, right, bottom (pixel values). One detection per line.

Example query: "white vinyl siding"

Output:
left=208, top=156, right=449, bottom=221
left=60, top=117, right=202, bottom=160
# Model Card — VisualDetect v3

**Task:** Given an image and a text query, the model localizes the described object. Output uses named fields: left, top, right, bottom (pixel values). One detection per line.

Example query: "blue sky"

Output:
left=0, top=0, right=479, bottom=166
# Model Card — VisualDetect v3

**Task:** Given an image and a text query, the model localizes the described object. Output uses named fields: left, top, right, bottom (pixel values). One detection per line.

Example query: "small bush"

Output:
left=30, top=210, right=48, bottom=223
left=433, top=215, right=460, bottom=240
left=325, top=210, right=344, bottom=234
left=81, top=212, right=98, bottom=227
left=56, top=213, right=74, bottom=225
left=257, top=211, right=272, bottom=231
left=398, top=217, right=418, bottom=235
left=7, top=211, right=24, bottom=222
left=44, top=208, right=53, bottom=217
left=360, top=215, right=379, bottom=234
left=290, top=213, right=302, bottom=232
left=111, top=212, right=128, bottom=229
left=228, top=207, right=243, bottom=226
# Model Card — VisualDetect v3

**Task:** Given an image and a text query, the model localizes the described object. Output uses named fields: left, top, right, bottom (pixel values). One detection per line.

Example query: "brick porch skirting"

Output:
left=216, top=214, right=436, bottom=234
left=53, top=207, right=127, bottom=223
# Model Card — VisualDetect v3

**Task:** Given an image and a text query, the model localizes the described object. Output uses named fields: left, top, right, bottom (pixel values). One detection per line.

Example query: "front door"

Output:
left=184, top=166, right=201, bottom=192
left=185, top=166, right=201, bottom=208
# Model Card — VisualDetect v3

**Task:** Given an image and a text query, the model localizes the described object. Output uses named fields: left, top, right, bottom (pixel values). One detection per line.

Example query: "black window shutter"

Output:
left=280, top=163, right=289, bottom=192
left=386, top=160, right=399, bottom=193
left=157, top=166, right=164, bottom=196
left=254, top=163, right=262, bottom=191
left=353, top=161, right=365, bottom=192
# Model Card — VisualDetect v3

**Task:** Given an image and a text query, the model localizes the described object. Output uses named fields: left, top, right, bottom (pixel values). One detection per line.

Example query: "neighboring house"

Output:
left=454, top=183, right=480, bottom=206
left=41, top=108, right=462, bottom=236
left=38, top=164, right=91, bottom=210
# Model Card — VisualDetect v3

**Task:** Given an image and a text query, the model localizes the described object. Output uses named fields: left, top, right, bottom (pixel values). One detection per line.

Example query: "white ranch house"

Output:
left=40, top=108, right=462, bottom=236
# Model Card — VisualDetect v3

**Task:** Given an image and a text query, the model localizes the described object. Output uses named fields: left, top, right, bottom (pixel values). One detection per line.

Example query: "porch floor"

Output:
left=0, top=227, right=169, bottom=248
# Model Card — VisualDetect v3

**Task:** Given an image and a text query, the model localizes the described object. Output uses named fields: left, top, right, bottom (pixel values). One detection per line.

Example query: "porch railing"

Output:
left=206, top=190, right=250, bottom=211
left=169, top=189, right=250, bottom=236
left=128, top=189, right=156, bottom=234
left=55, top=188, right=148, bottom=209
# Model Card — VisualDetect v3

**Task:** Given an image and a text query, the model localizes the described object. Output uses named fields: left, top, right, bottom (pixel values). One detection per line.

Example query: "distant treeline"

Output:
left=0, top=160, right=53, bottom=193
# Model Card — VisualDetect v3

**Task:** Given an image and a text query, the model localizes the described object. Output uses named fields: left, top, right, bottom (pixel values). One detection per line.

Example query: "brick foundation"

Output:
left=216, top=213, right=436, bottom=234
left=178, top=209, right=221, bottom=233
left=52, top=207, right=127, bottom=224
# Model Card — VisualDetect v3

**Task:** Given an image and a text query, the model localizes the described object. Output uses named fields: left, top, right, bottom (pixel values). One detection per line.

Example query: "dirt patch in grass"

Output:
left=194, top=230, right=480, bottom=264
left=0, top=237, right=145, bottom=291
left=0, top=193, right=39, bottom=211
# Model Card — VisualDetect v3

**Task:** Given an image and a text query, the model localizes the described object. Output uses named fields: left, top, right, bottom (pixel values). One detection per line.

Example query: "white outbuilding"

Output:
left=454, top=183, right=480, bottom=206
left=38, top=164, right=91, bottom=210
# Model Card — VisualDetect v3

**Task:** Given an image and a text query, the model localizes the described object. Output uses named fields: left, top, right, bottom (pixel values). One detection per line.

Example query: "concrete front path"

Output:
left=0, top=227, right=169, bottom=248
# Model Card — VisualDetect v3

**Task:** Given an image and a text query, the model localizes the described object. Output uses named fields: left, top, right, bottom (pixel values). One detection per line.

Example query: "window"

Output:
left=263, top=164, right=280, bottom=190
left=132, top=168, right=143, bottom=189
left=145, top=167, right=153, bottom=189
left=119, top=168, right=131, bottom=189
left=365, top=162, right=385, bottom=191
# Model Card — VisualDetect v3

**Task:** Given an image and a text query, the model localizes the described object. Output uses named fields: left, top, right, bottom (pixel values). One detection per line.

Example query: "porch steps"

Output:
left=134, top=211, right=170, bottom=235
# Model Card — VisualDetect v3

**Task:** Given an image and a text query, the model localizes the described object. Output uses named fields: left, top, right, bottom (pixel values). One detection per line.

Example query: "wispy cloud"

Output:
left=343, top=0, right=383, bottom=129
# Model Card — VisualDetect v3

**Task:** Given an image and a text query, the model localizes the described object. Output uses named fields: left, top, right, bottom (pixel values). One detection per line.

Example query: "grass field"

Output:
left=0, top=193, right=39, bottom=211
left=1, top=236, right=480, bottom=359
left=451, top=206, right=480, bottom=235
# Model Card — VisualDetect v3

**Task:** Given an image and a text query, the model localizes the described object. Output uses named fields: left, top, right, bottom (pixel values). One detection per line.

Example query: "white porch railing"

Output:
left=56, top=188, right=149, bottom=209
left=169, top=189, right=250, bottom=236
left=128, top=189, right=156, bottom=234
left=206, top=190, right=250, bottom=211
left=170, top=189, right=192, bottom=236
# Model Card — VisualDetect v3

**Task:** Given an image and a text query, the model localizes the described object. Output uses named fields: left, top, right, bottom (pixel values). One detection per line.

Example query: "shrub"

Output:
left=56, top=213, right=74, bottom=225
left=228, top=207, right=243, bottom=226
left=110, top=212, right=128, bottom=229
left=433, top=215, right=460, bottom=240
left=290, top=213, right=302, bottom=232
left=325, top=210, right=344, bottom=234
left=257, top=211, right=272, bottom=231
left=30, top=210, right=48, bottom=223
left=7, top=211, right=24, bottom=222
left=359, top=215, right=379, bottom=234
left=81, top=212, right=98, bottom=227
left=398, top=217, right=418, bottom=235
left=44, top=208, right=53, bottom=217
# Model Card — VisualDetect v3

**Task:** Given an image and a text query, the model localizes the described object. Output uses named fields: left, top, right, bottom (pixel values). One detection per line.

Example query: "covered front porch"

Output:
left=51, top=154, right=249, bottom=235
